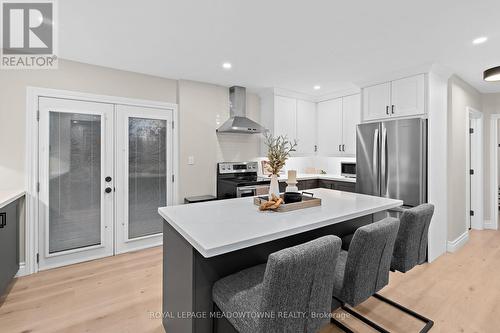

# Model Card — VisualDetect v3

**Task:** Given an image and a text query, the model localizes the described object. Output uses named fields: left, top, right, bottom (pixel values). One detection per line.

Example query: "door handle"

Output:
left=381, top=127, right=388, bottom=196
left=386, top=106, right=389, bottom=115
left=391, top=105, right=395, bottom=114
left=105, top=187, right=112, bottom=194
left=342, top=144, right=345, bottom=152
left=373, top=129, right=379, bottom=189
left=0, top=212, right=6, bottom=228
left=339, top=145, right=341, bottom=152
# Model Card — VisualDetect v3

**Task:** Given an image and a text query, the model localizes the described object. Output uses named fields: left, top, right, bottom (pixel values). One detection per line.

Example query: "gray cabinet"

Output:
left=279, top=179, right=319, bottom=192
left=280, top=179, right=355, bottom=193
left=0, top=200, right=19, bottom=296
left=319, top=180, right=356, bottom=193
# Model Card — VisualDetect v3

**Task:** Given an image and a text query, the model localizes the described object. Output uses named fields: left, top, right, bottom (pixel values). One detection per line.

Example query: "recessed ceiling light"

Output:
left=484, top=66, right=500, bottom=82
left=472, top=36, right=488, bottom=45
left=313, top=85, right=321, bottom=90
left=222, top=62, right=232, bottom=69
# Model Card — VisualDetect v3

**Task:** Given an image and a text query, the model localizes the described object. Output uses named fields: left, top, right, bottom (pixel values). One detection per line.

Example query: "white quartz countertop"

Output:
left=158, top=188, right=402, bottom=258
left=0, top=189, right=25, bottom=209
left=274, top=173, right=356, bottom=183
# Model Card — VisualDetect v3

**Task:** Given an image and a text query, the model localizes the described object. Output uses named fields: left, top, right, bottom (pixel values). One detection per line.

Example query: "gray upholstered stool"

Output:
left=330, top=217, right=400, bottom=333
left=373, top=204, right=435, bottom=333
left=212, top=235, right=342, bottom=333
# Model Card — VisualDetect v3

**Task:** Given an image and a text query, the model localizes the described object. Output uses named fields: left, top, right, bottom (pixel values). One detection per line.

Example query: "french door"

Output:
left=115, top=105, right=173, bottom=254
left=38, top=97, right=173, bottom=270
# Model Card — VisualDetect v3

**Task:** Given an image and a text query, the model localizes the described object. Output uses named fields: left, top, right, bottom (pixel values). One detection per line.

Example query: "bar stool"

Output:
left=330, top=217, right=400, bottom=333
left=373, top=204, right=435, bottom=333
left=212, top=235, right=342, bottom=333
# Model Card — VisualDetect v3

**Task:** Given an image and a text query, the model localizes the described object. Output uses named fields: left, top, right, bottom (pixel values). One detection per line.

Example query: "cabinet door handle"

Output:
left=0, top=212, right=6, bottom=228
left=342, top=144, right=345, bottom=152
left=386, top=106, right=389, bottom=115
left=391, top=105, right=395, bottom=114
left=339, top=145, right=341, bottom=152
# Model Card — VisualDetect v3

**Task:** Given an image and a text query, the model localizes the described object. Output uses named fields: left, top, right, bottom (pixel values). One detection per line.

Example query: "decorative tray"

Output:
left=253, top=192, right=322, bottom=212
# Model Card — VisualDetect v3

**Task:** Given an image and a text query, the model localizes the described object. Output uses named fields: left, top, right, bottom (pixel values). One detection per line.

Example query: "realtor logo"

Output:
left=1, top=0, right=58, bottom=69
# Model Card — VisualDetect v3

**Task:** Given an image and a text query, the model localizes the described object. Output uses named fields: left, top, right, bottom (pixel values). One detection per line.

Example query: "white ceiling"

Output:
left=59, top=0, right=500, bottom=95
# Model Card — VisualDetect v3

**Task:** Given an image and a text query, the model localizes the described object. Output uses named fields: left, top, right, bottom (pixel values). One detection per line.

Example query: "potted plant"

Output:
left=264, top=133, right=297, bottom=198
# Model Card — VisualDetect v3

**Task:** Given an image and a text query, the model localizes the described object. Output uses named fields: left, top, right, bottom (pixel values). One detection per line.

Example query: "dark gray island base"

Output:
left=162, top=214, right=374, bottom=333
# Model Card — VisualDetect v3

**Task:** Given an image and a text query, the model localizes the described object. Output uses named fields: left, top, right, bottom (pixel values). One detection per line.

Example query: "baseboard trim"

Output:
left=484, top=220, right=497, bottom=230
left=15, top=262, right=27, bottom=277
left=447, top=231, right=469, bottom=253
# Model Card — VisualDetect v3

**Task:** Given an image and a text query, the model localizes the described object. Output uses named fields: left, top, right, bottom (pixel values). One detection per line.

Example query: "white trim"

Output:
left=26, top=87, right=179, bottom=275
left=15, top=262, right=27, bottom=277
left=484, top=220, right=496, bottom=230
left=426, top=70, right=449, bottom=262
left=489, top=114, right=500, bottom=231
left=466, top=107, right=484, bottom=231
left=447, top=231, right=469, bottom=253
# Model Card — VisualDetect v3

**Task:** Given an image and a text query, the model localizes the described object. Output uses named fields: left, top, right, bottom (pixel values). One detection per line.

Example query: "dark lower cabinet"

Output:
left=319, top=179, right=356, bottom=193
left=297, top=179, right=319, bottom=191
left=0, top=200, right=19, bottom=296
left=280, top=179, right=319, bottom=192
left=280, top=178, right=356, bottom=193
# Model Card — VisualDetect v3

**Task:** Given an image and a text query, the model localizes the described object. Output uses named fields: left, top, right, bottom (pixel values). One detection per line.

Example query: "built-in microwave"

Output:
left=341, top=162, right=356, bottom=178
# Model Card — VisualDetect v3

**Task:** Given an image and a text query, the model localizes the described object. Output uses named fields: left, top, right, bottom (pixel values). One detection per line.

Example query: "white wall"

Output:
left=177, top=80, right=261, bottom=201
left=447, top=75, right=482, bottom=242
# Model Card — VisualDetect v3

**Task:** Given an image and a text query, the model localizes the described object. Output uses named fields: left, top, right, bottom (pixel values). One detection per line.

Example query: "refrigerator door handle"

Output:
left=381, top=127, right=388, bottom=196
left=373, top=128, right=379, bottom=186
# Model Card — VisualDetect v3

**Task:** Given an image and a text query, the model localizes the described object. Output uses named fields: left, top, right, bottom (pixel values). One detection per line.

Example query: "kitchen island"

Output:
left=158, top=188, right=402, bottom=333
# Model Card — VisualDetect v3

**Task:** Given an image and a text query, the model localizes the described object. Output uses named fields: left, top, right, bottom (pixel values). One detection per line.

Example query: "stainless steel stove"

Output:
left=216, top=162, right=270, bottom=199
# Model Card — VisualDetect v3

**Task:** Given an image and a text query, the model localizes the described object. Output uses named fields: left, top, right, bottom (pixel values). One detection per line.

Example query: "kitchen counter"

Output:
left=159, top=188, right=402, bottom=333
left=274, top=173, right=356, bottom=183
left=159, top=188, right=399, bottom=258
left=0, top=189, right=25, bottom=209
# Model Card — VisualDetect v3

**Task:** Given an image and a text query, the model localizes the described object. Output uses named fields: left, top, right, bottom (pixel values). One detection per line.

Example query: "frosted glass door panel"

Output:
left=128, top=117, right=167, bottom=239
left=48, top=112, right=102, bottom=253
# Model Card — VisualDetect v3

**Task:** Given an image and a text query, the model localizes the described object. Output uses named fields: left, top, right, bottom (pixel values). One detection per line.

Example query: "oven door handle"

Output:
left=236, top=185, right=269, bottom=197
left=236, top=186, right=257, bottom=197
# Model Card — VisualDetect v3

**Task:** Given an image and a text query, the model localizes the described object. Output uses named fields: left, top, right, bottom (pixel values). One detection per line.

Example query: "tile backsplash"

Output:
left=254, top=156, right=356, bottom=175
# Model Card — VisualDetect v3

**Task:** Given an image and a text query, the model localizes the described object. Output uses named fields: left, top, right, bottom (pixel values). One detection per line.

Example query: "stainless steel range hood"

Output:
left=216, top=86, right=265, bottom=134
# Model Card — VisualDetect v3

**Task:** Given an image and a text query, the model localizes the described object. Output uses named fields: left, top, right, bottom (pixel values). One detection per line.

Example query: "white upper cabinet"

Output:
left=391, top=74, right=425, bottom=117
left=342, top=94, right=361, bottom=155
left=363, top=82, right=391, bottom=121
left=296, top=100, right=317, bottom=155
left=317, top=98, right=343, bottom=156
left=362, top=74, right=426, bottom=121
left=274, top=95, right=297, bottom=139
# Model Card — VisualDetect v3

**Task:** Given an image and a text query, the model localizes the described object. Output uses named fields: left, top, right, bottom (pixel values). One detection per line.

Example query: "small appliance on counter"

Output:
left=216, top=161, right=271, bottom=199
left=341, top=162, right=356, bottom=178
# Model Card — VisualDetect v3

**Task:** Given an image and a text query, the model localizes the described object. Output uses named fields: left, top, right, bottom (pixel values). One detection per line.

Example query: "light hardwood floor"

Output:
left=1, top=230, right=499, bottom=333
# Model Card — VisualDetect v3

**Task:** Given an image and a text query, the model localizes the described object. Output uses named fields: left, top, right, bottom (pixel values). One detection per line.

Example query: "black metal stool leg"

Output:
left=341, top=305, right=390, bottom=333
left=373, top=293, right=434, bottom=333
left=330, top=316, right=354, bottom=333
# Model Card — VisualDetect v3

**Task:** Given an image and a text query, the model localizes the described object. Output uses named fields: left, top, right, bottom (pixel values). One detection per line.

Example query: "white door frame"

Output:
left=465, top=107, right=483, bottom=230
left=489, top=114, right=500, bottom=230
left=25, top=87, right=179, bottom=275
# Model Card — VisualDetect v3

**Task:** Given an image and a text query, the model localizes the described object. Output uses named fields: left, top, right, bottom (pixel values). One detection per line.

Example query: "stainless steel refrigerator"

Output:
left=356, top=118, right=427, bottom=207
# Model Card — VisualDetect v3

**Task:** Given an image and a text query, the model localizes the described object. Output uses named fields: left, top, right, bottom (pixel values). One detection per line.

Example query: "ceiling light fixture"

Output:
left=313, top=85, right=321, bottom=90
left=222, top=62, right=232, bottom=69
left=472, top=36, right=488, bottom=45
left=484, top=66, right=500, bottom=82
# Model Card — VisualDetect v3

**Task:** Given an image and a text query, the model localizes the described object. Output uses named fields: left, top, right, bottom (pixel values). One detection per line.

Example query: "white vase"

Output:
left=269, top=174, right=280, bottom=198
